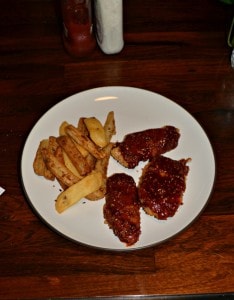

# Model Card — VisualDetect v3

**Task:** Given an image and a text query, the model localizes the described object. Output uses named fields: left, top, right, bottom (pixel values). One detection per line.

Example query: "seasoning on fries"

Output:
left=32, top=111, right=116, bottom=213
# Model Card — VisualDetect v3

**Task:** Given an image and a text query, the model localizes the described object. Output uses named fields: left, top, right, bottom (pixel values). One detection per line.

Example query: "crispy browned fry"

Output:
left=54, top=145, right=64, bottom=162
left=46, top=136, right=60, bottom=180
left=59, top=120, right=89, bottom=157
left=42, top=149, right=81, bottom=187
left=95, top=143, right=113, bottom=175
left=86, top=153, right=96, bottom=170
left=33, top=139, right=55, bottom=180
left=33, top=140, right=47, bottom=176
left=54, top=146, right=67, bottom=190
left=86, top=142, right=113, bottom=200
left=73, top=140, right=90, bottom=158
left=58, top=124, right=85, bottom=178
left=77, top=117, right=89, bottom=136
left=62, top=151, right=82, bottom=178
left=33, top=112, right=116, bottom=213
left=48, top=136, right=59, bottom=154
left=59, top=121, right=69, bottom=136
left=85, top=112, right=115, bottom=200
left=57, top=135, right=91, bottom=176
left=104, top=111, right=116, bottom=143
left=66, top=125, right=106, bottom=159
left=55, top=171, right=103, bottom=213
left=75, top=118, right=91, bottom=156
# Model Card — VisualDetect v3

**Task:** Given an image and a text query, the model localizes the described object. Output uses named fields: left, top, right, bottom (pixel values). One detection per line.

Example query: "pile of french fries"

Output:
left=33, top=111, right=116, bottom=213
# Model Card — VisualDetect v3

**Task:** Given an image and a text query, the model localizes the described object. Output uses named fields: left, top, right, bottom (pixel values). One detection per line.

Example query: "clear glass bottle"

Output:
left=61, top=0, right=96, bottom=57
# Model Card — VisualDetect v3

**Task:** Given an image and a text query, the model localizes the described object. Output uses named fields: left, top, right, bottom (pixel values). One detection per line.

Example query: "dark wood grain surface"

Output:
left=0, top=0, right=233, bottom=299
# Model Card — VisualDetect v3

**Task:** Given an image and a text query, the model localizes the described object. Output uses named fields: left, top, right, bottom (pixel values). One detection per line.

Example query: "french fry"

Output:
left=42, top=149, right=81, bottom=187
left=33, top=139, right=47, bottom=177
left=62, top=151, right=82, bottom=178
left=33, top=111, right=116, bottom=213
left=48, top=136, right=59, bottom=154
left=57, top=135, right=91, bottom=176
left=85, top=188, right=106, bottom=201
left=85, top=153, right=96, bottom=170
left=85, top=112, right=115, bottom=200
left=66, top=125, right=106, bottom=159
left=54, top=145, right=64, bottom=163
left=84, top=117, right=108, bottom=148
left=55, top=171, right=103, bottom=213
left=75, top=117, right=91, bottom=156
left=77, top=117, right=89, bottom=136
left=94, top=143, right=113, bottom=175
left=59, top=121, right=89, bottom=157
left=74, top=141, right=90, bottom=157
left=33, top=139, right=55, bottom=180
left=54, top=146, right=68, bottom=190
left=59, top=121, right=69, bottom=136
left=104, top=111, right=116, bottom=143
left=86, top=142, right=113, bottom=200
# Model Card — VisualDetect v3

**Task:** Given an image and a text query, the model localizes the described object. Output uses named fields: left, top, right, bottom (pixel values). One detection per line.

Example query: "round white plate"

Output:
left=21, top=86, right=215, bottom=251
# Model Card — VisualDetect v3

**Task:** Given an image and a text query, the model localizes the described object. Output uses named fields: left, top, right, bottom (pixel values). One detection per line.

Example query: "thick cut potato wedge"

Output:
left=77, top=117, right=89, bottom=136
left=48, top=136, right=58, bottom=154
left=57, top=135, right=91, bottom=176
left=42, top=149, right=81, bottom=187
left=84, top=117, right=108, bottom=148
left=59, top=121, right=69, bottom=136
left=74, top=142, right=89, bottom=158
left=66, top=125, right=106, bottom=159
left=33, top=139, right=48, bottom=176
left=104, top=111, right=116, bottom=143
left=59, top=121, right=89, bottom=157
left=54, top=146, right=68, bottom=190
left=33, top=111, right=116, bottom=215
left=86, top=142, right=113, bottom=200
left=85, top=153, right=96, bottom=170
left=62, top=151, right=82, bottom=178
left=33, top=139, right=55, bottom=180
left=55, top=171, right=103, bottom=213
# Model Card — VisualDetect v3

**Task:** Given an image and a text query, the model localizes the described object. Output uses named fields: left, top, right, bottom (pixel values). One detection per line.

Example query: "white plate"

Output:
left=21, top=86, right=215, bottom=251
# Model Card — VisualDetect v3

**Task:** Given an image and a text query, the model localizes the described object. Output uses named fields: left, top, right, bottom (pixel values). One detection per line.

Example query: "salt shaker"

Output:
left=94, top=0, right=124, bottom=54
left=60, top=0, right=96, bottom=57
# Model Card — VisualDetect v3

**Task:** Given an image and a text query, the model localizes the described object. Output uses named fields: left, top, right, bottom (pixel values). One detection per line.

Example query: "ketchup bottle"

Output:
left=60, top=0, right=96, bottom=57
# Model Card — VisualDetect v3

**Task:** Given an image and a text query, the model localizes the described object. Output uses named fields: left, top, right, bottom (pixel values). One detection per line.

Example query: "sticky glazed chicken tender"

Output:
left=138, top=155, right=191, bottom=220
left=104, top=173, right=141, bottom=246
left=111, top=126, right=180, bottom=168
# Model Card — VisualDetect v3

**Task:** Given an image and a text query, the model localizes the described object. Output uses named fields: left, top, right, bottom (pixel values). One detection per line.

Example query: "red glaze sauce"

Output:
left=61, top=0, right=96, bottom=57
left=138, top=156, right=190, bottom=220
left=118, top=126, right=180, bottom=168
left=104, top=173, right=141, bottom=246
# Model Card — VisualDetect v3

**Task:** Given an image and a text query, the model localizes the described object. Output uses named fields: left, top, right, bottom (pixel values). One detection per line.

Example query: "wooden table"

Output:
left=0, top=0, right=233, bottom=298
